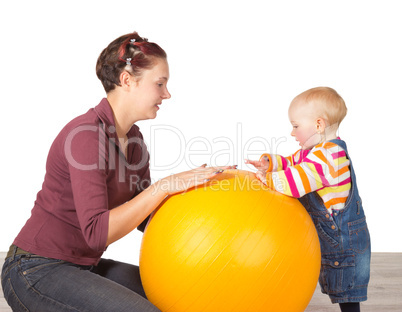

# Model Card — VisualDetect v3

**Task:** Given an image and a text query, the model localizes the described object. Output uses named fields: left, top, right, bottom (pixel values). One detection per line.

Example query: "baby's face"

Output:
left=288, top=101, right=322, bottom=150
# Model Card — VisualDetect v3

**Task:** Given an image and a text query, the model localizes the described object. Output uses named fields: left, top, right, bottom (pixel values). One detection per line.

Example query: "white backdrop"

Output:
left=1, top=0, right=401, bottom=265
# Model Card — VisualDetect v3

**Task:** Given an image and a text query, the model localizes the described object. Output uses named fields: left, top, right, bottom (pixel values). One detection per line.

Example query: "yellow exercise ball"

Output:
left=140, top=170, right=320, bottom=312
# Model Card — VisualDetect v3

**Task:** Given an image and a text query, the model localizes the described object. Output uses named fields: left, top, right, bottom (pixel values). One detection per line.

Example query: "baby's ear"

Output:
left=316, top=117, right=327, bottom=132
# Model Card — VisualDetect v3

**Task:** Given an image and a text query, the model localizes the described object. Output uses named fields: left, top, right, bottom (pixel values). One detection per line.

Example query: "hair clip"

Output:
left=126, top=58, right=132, bottom=65
left=130, top=38, right=136, bottom=43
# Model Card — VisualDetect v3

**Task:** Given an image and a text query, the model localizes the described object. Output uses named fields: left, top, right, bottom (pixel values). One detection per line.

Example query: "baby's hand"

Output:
left=255, top=170, right=267, bottom=185
left=245, top=155, right=270, bottom=172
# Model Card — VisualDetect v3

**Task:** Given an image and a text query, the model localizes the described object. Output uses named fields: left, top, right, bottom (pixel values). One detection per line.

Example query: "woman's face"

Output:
left=129, top=58, right=171, bottom=121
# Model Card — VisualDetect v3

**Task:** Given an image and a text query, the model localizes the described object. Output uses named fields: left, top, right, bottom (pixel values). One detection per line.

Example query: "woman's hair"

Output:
left=96, top=32, right=167, bottom=93
left=293, top=87, right=348, bottom=126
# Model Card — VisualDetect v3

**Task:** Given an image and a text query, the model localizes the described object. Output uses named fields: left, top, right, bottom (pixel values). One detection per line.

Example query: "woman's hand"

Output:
left=157, top=164, right=237, bottom=196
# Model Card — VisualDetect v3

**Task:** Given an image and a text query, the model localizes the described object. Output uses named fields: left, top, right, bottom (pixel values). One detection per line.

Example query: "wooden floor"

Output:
left=305, top=253, right=402, bottom=311
left=1, top=253, right=401, bottom=311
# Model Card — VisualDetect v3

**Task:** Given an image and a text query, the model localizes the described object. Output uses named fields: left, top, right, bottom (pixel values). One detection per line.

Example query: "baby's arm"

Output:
left=265, top=144, right=350, bottom=198
left=244, top=156, right=269, bottom=171
left=259, top=153, right=294, bottom=172
left=246, top=153, right=294, bottom=185
left=245, top=156, right=270, bottom=185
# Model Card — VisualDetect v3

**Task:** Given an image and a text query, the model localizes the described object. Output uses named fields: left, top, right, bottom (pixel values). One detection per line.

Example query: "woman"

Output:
left=1, top=32, right=229, bottom=312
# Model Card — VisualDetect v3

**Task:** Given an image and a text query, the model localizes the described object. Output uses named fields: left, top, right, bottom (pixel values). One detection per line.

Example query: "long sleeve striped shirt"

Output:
left=262, top=139, right=351, bottom=214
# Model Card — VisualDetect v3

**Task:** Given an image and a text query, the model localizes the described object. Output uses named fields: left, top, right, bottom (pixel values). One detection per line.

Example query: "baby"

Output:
left=246, top=87, right=370, bottom=312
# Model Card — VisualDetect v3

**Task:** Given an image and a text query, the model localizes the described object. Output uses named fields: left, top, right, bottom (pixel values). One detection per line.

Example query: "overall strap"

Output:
left=329, top=138, right=347, bottom=153
left=329, top=139, right=362, bottom=213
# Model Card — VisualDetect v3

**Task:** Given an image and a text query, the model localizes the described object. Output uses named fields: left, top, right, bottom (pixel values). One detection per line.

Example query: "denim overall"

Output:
left=298, top=139, right=371, bottom=303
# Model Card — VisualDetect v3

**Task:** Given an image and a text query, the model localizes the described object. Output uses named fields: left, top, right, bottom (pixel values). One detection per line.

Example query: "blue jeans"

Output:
left=1, top=247, right=160, bottom=312
left=298, top=139, right=371, bottom=304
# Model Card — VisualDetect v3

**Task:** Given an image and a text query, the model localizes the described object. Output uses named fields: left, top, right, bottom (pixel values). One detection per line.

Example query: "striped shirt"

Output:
left=262, top=140, right=351, bottom=214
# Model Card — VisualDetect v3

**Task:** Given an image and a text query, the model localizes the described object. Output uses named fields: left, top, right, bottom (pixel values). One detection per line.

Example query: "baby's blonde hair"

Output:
left=292, top=87, right=347, bottom=127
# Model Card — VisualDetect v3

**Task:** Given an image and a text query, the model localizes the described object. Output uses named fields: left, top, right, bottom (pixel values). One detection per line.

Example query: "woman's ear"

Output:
left=119, top=71, right=134, bottom=90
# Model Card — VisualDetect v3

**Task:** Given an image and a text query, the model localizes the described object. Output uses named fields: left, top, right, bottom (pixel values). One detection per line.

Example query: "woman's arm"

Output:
left=68, top=125, right=235, bottom=249
left=106, top=165, right=231, bottom=246
left=106, top=180, right=166, bottom=246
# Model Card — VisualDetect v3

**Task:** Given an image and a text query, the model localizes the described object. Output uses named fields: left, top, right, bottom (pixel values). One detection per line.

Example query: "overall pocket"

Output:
left=320, top=254, right=355, bottom=294
left=315, top=222, right=340, bottom=251
left=348, top=217, right=370, bottom=254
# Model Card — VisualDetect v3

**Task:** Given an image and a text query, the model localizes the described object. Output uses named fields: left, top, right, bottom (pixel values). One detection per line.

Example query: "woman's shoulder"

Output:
left=62, top=108, right=100, bottom=132
left=56, top=100, right=112, bottom=143
left=48, top=105, right=105, bottom=158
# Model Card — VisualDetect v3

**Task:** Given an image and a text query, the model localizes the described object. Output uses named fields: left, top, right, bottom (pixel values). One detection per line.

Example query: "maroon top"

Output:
left=14, top=98, right=151, bottom=265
